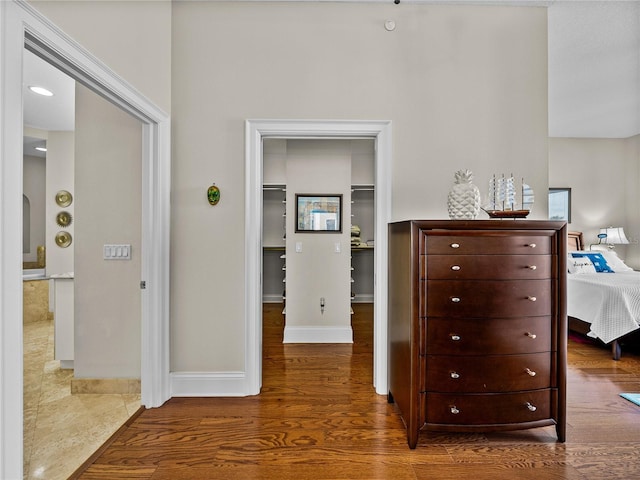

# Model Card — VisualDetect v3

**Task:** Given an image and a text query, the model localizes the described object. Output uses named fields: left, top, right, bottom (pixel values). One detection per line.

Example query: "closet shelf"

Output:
left=351, top=184, right=374, bottom=191
left=262, top=183, right=286, bottom=191
left=263, top=245, right=285, bottom=251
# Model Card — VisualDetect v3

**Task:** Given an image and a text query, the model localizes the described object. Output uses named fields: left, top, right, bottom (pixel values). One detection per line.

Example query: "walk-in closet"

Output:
left=262, top=139, right=375, bottom=342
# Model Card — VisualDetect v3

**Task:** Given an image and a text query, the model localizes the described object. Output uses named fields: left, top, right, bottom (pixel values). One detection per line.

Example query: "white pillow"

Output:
left=600, top=250, right=634, bottom=272
left=567, top=254, right=597, bottom=274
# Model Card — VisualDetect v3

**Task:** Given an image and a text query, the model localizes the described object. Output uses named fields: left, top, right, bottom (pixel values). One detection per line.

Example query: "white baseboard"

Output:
left=59, top=360, right=74, bottom=369
left=170, top=371, right=251, bottom=397
left=283, top=326, right=353, bottom=343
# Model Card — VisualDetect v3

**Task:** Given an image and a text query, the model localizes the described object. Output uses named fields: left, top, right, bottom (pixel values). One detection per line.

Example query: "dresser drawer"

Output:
left=424, top=279, right=552, bottom=318
left=425, top=234, right=552, bottom=255
left=425, top=389, right=553, bottom=425
left=423, top=316, right=552, bottom=355
left=424, top=255, right=552, bottom=280
left=425, top=353, right=552, bottom=393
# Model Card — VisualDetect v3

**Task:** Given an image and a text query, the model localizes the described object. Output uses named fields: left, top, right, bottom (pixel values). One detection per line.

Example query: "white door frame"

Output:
left=0, top=1, right=171, bottom=477
left=245, top=119, right=391, bottom=396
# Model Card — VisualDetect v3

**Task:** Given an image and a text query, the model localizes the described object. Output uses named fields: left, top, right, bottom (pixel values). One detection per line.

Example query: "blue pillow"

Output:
left=571, top=252, right=614, bottom=273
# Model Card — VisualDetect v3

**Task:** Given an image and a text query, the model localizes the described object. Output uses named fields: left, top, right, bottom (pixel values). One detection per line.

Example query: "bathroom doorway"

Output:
left=22, top=49, right=145, bottom=478
left=1, top=3, right=171, bottom=477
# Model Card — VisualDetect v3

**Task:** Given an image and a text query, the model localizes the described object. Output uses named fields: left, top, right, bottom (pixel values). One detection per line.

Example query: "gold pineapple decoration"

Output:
left=447, top=169, right=481, bottom=219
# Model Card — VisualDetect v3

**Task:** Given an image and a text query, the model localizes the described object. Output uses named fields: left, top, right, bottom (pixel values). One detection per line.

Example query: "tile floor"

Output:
left=23, top=287, right=140, bottom=480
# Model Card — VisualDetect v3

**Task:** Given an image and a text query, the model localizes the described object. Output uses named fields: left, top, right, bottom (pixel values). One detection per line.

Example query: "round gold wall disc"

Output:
left=55, top=231, right=72, bottom=248
left=55, top=190, right=73, bottom=207
left=56, top=211, right=73, bottom=227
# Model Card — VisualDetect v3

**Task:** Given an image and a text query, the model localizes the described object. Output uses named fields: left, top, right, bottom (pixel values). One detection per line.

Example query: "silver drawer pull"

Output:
left=450, top=297, right=461, bottom=303
left=526, top=243, right=537, bottom=248
left=527, top=265, right=537, bottom=270
left=450, top=334, right=461, bottom=341
left=525, top=402, right=537, bottom=412
left=450, top=406, right=460, bottom=414
left=451, top=265, right=461, bottom=271
left=527, top=296, right=537, bottom=302
left=525, top=368, right=536, bottom=377
left=450, top=372, right=460, bottom=379
left=525, top=332, right=537, bottom=339
left=450, top=243, right=460, bottom=249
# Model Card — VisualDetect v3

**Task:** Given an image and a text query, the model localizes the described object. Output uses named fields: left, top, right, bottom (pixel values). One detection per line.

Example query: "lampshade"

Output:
left=599, top=227, right=629, bottom=245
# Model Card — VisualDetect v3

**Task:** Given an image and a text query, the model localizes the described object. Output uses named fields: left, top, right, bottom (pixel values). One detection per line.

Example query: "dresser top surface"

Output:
left=390, top=220, right=567, bottom=231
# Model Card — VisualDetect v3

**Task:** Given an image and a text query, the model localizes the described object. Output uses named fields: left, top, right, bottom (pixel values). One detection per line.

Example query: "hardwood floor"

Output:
left=74, top=303, right=640, bottom=479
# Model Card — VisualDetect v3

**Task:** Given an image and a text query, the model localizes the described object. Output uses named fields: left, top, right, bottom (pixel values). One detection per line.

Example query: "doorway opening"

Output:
left=262, top=139, right=375, bottom=343
left=23, top=62, right=147, bottom=476
left=245, top=119, right=392, bottom=397
left=1, top=3, right=170, bottom=477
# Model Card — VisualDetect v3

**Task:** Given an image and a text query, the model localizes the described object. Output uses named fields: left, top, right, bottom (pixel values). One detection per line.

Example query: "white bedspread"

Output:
left=567, top=272, right=640, bottom=344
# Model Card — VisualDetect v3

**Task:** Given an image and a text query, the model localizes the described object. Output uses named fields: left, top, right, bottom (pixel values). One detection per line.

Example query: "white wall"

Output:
left=350, top=140, right=375, bottom=302
left=23, top=129, right=75, bottom=273
left=27, top=0, right=170, bottom=380
left=22, top=155, right=45, bottom=263
left=26, top=1, right=548, bottom=376
left=262, top=139, right=374, bottom=305
left=624, top=134, right=640, bottom=268
left=170, top=2, right=548, bottom=372
left=263, top=138, right=287, bottom=248
left=74, top=84, right=142, bottom=379
left=45, top=131, right=75, bottom=275
left=284, top=140, right=352, bottom=341
left=262, top=140, right=287, bottom=302
left=549, top=135, right=640, bottom=268
left=351, top=139, right=375, bottom=242
left=29, top=0, right=171, bottom=114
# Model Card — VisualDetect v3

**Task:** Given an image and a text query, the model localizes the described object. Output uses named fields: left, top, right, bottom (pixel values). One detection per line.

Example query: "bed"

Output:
left=567, top=231, right=640, bottom=360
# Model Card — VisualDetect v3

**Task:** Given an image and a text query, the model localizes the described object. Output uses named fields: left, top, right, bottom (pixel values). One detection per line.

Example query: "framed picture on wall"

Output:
left=549, top=187, right=571, bottom=223
left=295, top=194, right=343, bottom=233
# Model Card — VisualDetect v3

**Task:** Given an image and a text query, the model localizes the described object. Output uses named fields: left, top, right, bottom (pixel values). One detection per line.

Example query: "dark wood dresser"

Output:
left=388, top=220, right=567, bottom=448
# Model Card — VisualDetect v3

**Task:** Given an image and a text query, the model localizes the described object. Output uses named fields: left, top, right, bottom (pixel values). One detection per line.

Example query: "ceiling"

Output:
left=23, top=49, right=75, bottom=158
left=21, top=0, right=640, bottom=157
left=548, top=1, right=640, bottom=138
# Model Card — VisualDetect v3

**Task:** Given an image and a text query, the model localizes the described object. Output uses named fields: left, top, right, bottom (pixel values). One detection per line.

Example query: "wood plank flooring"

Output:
left=74, top=304, right=640, bottom=479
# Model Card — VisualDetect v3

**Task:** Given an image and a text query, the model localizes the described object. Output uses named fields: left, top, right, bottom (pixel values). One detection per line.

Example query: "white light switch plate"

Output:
left=103, top=244, right=131, bottom=260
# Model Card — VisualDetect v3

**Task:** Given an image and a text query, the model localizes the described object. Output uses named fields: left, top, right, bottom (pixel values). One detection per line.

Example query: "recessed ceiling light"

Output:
left=28, top=85, right=54, bottom=97
left=35, top=147, right=47, bottom=152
